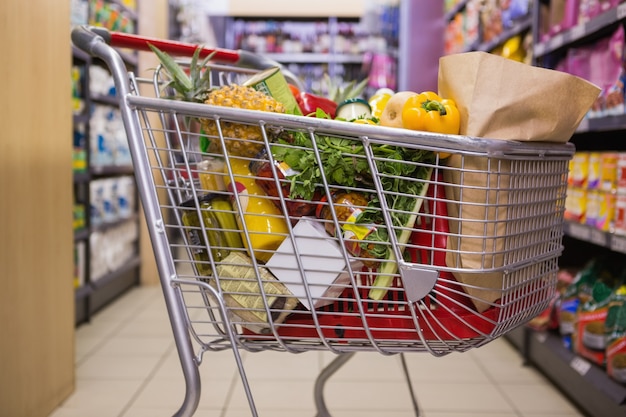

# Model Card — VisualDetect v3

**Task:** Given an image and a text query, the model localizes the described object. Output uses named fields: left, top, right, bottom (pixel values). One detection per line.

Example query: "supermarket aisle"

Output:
left=49, top=285, right=584, bottom=417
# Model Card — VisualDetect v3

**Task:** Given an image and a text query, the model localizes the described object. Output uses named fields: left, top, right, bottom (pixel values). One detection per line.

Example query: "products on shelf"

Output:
left=89, top=65, right=116, bottom=98
left=73, top=203, right=87, bottom=232
left=445, top=0, right=481, bottom=54
left=71, top=0, right=90, bottom=26
left=89, top=0, right=135, bottom=33
left=552, top=256, right=626, bottom=383
left=553, top=25, right=625, bottom=119
left=231, top=18, right=371, bottom=56
left=90, top=220, right=139, bottom=281
left=90, top=176, right=136, bottom=226
left=90, top=105, right=131, bottom=167
left=540, top=0, right=622, bottom=41
left=74, top=241, right=86, bottom=289
left=565, top=151, right=626, bottom=233
left=73, top=124, right=87, bottom=173
left=444, top=0, right=531, bottom=54
left=71, top=65, right=85, bottom=114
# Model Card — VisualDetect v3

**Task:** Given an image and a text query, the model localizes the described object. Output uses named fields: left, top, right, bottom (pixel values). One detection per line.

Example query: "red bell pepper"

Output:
left=295, top=92, right=337, bottom=118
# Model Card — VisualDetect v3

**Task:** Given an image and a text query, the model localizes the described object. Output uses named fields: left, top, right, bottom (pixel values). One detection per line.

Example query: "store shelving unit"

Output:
left=72, top=0, right=141, bottom=325
left=443, top=2, right=626, bottom=415
left=444, top=0, right=533, bottom=55
left=507, top=326, right=626, bottom=417
left=509, top=2, right=626, bottom=416
left=221, top=15, right=370, bottom=92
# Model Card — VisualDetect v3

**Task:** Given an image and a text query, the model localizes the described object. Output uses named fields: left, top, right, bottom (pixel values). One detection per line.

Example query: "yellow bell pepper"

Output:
left=401, top=91, right=460, bottom=135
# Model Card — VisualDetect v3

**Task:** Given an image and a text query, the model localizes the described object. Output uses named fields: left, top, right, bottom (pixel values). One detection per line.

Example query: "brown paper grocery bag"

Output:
left=444, top=155, right=512, bottom=312
left=438, top=52, right=600, bottom=312
left=438, top=51, right=601, bottom=141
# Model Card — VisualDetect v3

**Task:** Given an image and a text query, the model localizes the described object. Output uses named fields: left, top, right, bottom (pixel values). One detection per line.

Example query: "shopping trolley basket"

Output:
left=72, top=26, right=575, bottom=417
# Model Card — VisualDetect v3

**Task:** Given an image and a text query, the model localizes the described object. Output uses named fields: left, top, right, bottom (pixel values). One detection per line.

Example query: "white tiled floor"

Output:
left=49, top=285, right=585, bottom=417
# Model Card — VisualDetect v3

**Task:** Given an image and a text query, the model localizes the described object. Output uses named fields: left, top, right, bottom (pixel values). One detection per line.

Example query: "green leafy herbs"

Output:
left=271, top=130, right=435, bottom=261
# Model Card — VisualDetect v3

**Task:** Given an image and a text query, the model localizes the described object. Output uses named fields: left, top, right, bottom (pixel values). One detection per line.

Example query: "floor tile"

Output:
left=498, top=382, right=585, bottom=416
left=49, top=285, right=587, bottom=417
left=76, top=354, right=160, bottom=380
left=54, top=379, right=143, bottom=415
left=406, top=380, right=516, bottom=414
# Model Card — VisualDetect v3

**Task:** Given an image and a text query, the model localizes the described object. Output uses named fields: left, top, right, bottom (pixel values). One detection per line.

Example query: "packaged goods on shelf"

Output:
left=606, top=286, right=626, bottom=383
left=90, top=220, right=139, bottom=282
left=73, top=124, right=87, bottom=173
left=617, top=154, right=626, bottom=193
left=540, top=0, right=621, bottom=40
left=566, top=151, right=626, bottom=233
left=587, top=152, right=601, bottom=190
left=90, top=177, right=135, bottom=226
left=90, top=178, right=115, bottom=226
left=601, top=153, right=619, bottom=192
left=569, top=151, right=589, bottom=188
left=596, top=190, right=616, bottom=232
left=615, top=195, right=626, bottom=235
left=74, top=241, right=86, bottom=289
left=116, top=176, right=135, bottom=219
left=575, top=278, right=613, bottom=366
left=444, top=0, right=480, bottom=54
left=89, top=65, right=116, bottom=97
left=89, top=105, right=131, bottom=167
left=73, top=204, right=86, bottom=231
left=71, top=65, right=85, bottom=114
left=553, top=25, right=624, bottom=119
left=445, top=0, right=530, bottom=54
left=565, top=187, right=587, bottom=223
left=558, top=256, right=625, bottom=361
left=71, top=0, right=89, bottom=27
left=89, top=0, right=135, bottom=33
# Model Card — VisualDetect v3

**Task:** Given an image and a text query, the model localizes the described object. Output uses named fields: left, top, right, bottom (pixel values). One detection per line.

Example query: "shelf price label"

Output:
left=569, top=24, right=585, bottom=41
left=534, top=332, right=547, bottom=343
left=567, top=223, right=590, bottom=241
left=611, top=235, right=626, bottom=254
left=570, top=356, right=592, bottom=376
left=618, top=3, right=626, bottom=20
left=589, top=228, right=607, bottom=246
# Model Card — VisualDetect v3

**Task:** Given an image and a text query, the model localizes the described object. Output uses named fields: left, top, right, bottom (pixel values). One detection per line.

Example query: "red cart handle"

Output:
left=72, top=26, right=305, bottom=90
left=92, top=27, right=240, bottom=62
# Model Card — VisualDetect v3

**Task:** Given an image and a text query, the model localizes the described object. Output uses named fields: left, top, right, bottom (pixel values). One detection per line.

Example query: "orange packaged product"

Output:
left=614, top=194, right=626, bottom=236
left=564, top=187, right=587, bottom=223
left=568, top=152, right=589, bottom=188
left=600, top=152, right=618, bottom=192
left=616, top=153, right=626, bottom=194
left=574, top=280, right=613, bottom=366
left=585, top=190, right=599, bottom=228
left=606, top=286, right=626, bottom=384
left=596, top=190, right=616, bottom=232
left=587, top=152, right=602, bottom=190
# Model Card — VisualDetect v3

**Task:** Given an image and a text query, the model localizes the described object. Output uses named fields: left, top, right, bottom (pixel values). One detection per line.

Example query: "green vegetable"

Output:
left=271, top=120, right=435, bottom=299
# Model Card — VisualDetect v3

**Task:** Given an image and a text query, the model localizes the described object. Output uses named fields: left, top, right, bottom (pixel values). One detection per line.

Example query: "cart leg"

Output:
left=399, top=353, right=421, bottom=417
left=172, top=344, right=201, bottom=417
left=314, top=352, right=355, bottom=417
left=314, top=353, right=421, bottom=417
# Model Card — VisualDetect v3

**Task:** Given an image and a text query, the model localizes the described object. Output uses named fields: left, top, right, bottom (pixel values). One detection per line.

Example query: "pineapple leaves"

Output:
left=149, top=43, right=193, bottom=92
left=148, top=43, right=216, bottom=103
left=323, top=74, right=369, bottom=104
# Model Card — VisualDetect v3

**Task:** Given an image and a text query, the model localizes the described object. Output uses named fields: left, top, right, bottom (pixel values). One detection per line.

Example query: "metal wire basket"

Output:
left=72, top=25, right=574, bottom=417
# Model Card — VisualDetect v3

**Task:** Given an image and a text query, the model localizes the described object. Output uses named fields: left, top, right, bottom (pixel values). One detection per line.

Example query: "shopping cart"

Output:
left=72, top=26, right=575, bottom=417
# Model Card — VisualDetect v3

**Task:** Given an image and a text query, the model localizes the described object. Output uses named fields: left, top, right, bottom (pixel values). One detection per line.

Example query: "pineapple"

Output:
left=149, top=44, right=286, bottom=157
left=201, top=85, right=286, bottom=158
